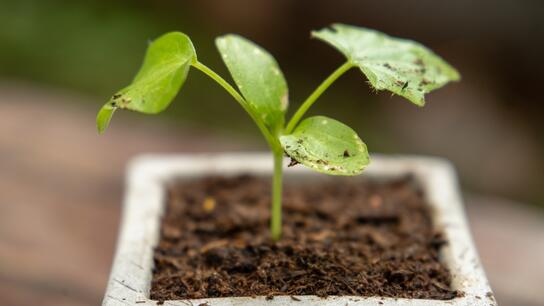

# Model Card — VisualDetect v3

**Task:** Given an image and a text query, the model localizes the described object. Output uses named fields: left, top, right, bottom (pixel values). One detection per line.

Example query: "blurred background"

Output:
left=0, top=0, right=543, bottom=305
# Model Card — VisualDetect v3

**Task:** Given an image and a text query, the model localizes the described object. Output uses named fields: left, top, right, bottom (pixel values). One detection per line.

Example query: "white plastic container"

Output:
left=103, top=153, right=496, bottom=306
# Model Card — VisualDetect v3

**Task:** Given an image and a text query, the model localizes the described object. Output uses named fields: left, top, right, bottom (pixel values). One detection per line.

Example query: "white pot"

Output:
left=103, top=153, right=496, bottom=306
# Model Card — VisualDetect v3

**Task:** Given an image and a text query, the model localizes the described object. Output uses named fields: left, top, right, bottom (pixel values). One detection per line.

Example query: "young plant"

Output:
left=97, top=24, right=459, bottom=241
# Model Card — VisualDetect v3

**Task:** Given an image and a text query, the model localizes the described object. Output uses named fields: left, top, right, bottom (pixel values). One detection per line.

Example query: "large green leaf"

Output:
left=216, top=34, right=288, bottom=133
left=280, top=116, right=369, bottom=175
left=313, top=24, right=460, bottom=106
left=96, top=32, right=196, bottom=133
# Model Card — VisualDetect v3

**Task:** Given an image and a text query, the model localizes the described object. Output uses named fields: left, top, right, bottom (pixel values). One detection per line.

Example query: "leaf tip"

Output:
left=96, top=104, right=116, bottom=134
left=413, top=98, right=426, bottom=107
left=215, top=34, right=238, bottom=47
left=214, top=35, right=226, bottom=46
left=451, top=68, right=462, bottom=82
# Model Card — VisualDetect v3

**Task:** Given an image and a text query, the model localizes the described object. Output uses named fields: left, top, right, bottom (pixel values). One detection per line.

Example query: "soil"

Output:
left=150, top=174, right=460, bottom=302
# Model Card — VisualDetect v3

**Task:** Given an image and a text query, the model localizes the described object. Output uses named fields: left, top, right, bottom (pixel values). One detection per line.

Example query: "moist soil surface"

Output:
left=150, top=175, right=459, bottom=302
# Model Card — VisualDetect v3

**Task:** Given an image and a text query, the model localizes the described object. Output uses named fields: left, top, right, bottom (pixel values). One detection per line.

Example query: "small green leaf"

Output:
left=216, top=34, right=288, bottom=132
left=280, top=116, right=370, bottom=175
left=96, top=32, right=196, bottom=133
left=313, top=24, right=460, bottom=106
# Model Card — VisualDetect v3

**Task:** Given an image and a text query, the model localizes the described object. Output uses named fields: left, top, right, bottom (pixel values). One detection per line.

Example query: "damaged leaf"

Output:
left=312, top=24, right=460, bottom=106
left=280, top=116, right=370, bottom=175
left=96, top=32, right=196, bottom=133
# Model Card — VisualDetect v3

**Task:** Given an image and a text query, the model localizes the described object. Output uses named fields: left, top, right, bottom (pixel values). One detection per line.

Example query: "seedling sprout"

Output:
left=97, top=24, right=459, bottom=241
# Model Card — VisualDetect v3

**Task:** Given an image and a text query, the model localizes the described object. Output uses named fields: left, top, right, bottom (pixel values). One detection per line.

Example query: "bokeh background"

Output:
left=1, top=1, right=543, bottom=305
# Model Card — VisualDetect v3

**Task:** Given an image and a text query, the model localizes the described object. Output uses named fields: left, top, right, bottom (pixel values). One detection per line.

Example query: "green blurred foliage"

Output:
left=0, top=1, right=258, bottom=134
left=1, top=1, right=170, bottom=94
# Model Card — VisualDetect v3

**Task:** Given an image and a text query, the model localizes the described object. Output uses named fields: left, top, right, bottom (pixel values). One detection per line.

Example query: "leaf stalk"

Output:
left=286, top=61, right=353, bottom=133
left=192, top=61, right=280, bottom=149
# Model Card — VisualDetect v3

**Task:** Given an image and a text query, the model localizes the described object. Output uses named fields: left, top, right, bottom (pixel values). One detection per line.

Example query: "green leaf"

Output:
left=280, top=116, right=370, bottom=176
left=216, top=34, right=288, bottom=132
left=313, top=24, right=460, bottom=106
left=96, top=32, right=196, bottom=133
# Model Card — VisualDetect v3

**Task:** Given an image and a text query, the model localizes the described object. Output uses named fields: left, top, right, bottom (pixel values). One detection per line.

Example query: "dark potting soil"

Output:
left=150, top=175, right=459, bottom=301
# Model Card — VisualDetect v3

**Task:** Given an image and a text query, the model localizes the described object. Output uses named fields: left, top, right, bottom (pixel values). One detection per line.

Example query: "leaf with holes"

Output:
left=313, top=24, right=460, bottom=106
left=96, top=32, right=196, bottom=133
left=216, top=34, right=288, bottom=133
left=280, top=116, right=370, bottom=175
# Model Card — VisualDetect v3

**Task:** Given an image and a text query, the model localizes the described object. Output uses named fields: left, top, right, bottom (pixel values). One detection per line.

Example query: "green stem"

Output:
left=285, top=61, right=353, bottom=133
left=194, top=61, right=285, bottom=242
left=271, top=148, right=284, bottom=241
left=192, top=61, right=280, bottom=149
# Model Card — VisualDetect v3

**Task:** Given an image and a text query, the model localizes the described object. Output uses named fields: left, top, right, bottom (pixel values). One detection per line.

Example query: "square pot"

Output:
left=103, top=153, right=496, bottom=306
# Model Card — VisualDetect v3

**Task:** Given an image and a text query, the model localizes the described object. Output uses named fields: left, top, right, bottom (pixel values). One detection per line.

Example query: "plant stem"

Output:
left=192, top=61, right=280, bottom=149
left=194, top=61, right=286, bottom=241
left=285, top=61, right=353, bottom=133
left=271, top=148, right=284, bottom=241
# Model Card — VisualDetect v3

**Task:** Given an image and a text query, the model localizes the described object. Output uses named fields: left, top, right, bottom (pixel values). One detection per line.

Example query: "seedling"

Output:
left=97, top=24, right=459, bottom=241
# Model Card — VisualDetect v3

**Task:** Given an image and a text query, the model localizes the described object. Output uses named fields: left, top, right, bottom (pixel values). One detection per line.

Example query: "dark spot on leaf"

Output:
left=402, top=81, right=409, bottom=90
left=414, top=59, right=424, bottom=66
left=110, top=101, right=117, bottom=107
left=383, top=63, right=393, bottom=70
left=112, top=94, right=122, bottom=100
left=296, top=139, right=303, bottom=144
left=420, top=79, right=432, bottom=86
left=115, top=96, right=132, bottom=108
left=343, top=150, right=351, bottom=157
left=288, top=158, right=300, bottom=167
